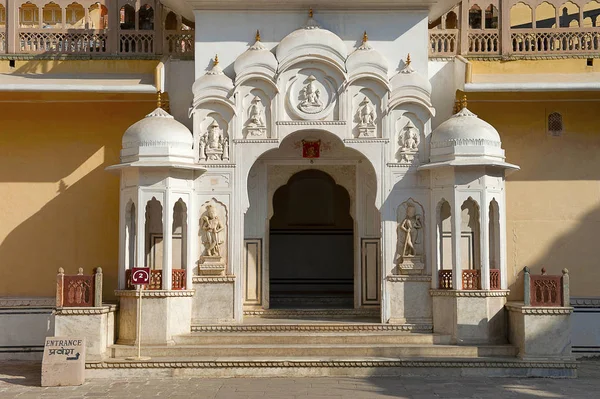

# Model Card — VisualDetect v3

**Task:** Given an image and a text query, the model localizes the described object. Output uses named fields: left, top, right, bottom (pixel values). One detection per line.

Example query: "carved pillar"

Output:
left=430, top=197, right=440, bottom=289
left=61, top=6, right=66, bottom=29
left=460, top=0, right=469, bottom=55
left=162, top=191, right=173, bottom=290
left=480, top=191, right=490, bottom=290
left=136, top=189, right=146, bottom=269
left=186, top=194, right=195, bottom=290
left=500, top=0, right=510, bottom=56
left=451, top=194, right=462, bottom=290
left=107, top=0, right=118, bottom=53
left=7, top=0, right=18, bottom=53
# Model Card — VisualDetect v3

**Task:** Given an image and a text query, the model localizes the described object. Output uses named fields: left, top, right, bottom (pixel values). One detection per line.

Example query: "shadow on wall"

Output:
left=0, top=100, right=155, bottom=300
left=508, top=203, right=600, bottom=301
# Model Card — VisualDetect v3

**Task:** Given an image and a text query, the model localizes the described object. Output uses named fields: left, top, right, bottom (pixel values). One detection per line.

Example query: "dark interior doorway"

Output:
left=269, top=169, right=354, bottom=308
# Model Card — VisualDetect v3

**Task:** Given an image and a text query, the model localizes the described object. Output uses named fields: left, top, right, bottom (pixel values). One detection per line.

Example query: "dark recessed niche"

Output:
left=9, top=60, right=15, bottom=68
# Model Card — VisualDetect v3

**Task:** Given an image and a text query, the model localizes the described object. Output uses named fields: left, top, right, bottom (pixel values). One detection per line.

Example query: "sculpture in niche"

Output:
left=246, top=96, right=267, bottom=137
left=394, top=201, right=425, bottom=274
left=198, top=202, right=227, bottom=275
left=397, top=120, right=420, bottom=164
left=356, top=96, right=376, bottom=137
left=298, top=75, right=323, bottom=114
left=200, top=120, right=228, bottom=161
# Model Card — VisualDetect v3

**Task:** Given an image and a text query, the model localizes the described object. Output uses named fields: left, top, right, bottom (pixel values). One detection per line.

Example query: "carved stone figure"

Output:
left=200, top=120, right=228, bottom=161
left=246, top=96, right=267, bottom=137
left=395, top=201, right=425, bottom=274
left=298, top=75, right=324, bottom=114
left=201, top=205, right=224, bottom=257
left=357, top=96, right=376, bottom=137
left=397, top=120, right=420, bottom=163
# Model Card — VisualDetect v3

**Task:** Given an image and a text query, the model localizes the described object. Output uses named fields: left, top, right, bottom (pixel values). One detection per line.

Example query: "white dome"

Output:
left=234, top=36, right=278, bottom=83
left=346, top=35, right=389, bottom=82
left=276, top=16, right=347, bottom=72
left=192, top=58, right=234, bottom=98
left=391, top=61, right=431, bottom=97
left=428, top=107, right=506, bottom=165
left=121, top=108, right=195, bottom=164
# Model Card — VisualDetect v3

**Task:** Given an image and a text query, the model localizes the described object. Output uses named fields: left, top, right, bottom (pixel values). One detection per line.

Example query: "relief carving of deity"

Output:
left=298, top=75, right=324, bottom=114
left=397, top=120, right=420, bottom=163
left=394, top=201, right=425, bottom=274
left=356, top=96, right=376, bottom=137
left=246, top=96, right=267, bottom=137
left=200, top=120, right=229, bottom=161
left=201, top=205, right=224, bottom=257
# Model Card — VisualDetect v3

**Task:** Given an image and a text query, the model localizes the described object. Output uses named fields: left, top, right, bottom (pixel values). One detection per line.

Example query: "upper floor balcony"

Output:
left=0, top=0, right=193, bottom=56
left=429, top=0, right=600, bottom=58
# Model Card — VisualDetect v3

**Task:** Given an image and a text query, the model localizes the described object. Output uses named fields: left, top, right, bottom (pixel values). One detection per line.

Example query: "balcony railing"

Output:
left=0, top=1, right=193, bottom=56
left=524, top=267, right=569, bottom=307
left=429, top=0, right=600, bottom=58
left=125, top=269, right=186, bottom=290
left=438, top=269, right=502, bottom=290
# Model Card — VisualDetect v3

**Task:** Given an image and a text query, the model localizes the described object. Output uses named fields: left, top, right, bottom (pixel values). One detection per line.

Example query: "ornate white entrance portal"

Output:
left=112, top=9, right=517, bottom=347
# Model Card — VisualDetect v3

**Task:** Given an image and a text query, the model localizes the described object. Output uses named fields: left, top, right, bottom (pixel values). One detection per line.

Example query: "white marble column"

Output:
left=451, top=194, right=462, bottom=290
left=480, top=191, right=490, bottom=290
left=162, top=189, right=173, bottom=290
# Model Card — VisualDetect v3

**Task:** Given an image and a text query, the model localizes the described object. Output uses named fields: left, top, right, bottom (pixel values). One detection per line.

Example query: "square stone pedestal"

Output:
left=431, top=289, right=509, bottom=344
left=386, top=275, right=432, bottom=329
left=54, top=305, right=116, bottom=360
left=198, top=256, right=226, bottom=276
left=192, top=276, right=236, bottom=324
left=115, top=290, right=193, bottom=345
left=506, top=302, right=573, bottom=361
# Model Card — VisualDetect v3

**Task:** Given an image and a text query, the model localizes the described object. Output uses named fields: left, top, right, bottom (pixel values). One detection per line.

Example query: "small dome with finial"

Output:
left=120, top=93, right=194, bottom=165
left=234, top=29, right=278, bottom=83
left=192, top=55, right=234, bottom=98
left=427, top=95, right=515, bottom=168
left=276, top=8, right=348, bottom=72
left=346, top=31, right=389, bottom=82
left=390, top=54, right=432, bottom=97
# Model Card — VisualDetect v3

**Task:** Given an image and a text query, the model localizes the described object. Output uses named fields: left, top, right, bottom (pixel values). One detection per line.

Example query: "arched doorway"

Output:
left=269, top=169, right=354, bottom=308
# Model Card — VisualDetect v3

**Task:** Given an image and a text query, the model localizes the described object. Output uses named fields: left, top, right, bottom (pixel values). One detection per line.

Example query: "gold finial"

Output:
left=309, top=8, right=313, bottom=18
left=453, top=98, right=460, bottom=114
left=460, top=94, right=468, bottom=110
left=255, top=29, right=261, bottom=42
left=214, top=54, right=219, bottom=66
left=362, top=31, right=368, bottom=44
left=406, top=53, right=411, bottom=66
left=157, top=91, right=163, bottom=109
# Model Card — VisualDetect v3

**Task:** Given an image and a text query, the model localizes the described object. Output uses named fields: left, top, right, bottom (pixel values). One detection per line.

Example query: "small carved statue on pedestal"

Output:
left=395, top=202, right=425, bottom=274
left=246, top=96, right=267, bottom=137
left=357, top=96, right=376, bottom=137
left=200, top=120, right=228, bottom=161
left=397, top=121, right=420, bottom=164
left=198, top=204, right=226, bottom=275
left=298, top=75, right=323, bottom=114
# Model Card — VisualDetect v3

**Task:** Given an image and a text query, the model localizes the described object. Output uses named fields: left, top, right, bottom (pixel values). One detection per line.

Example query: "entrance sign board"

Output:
left=131, top=267, right=150, bottom=285
left=41, top=337, right=86, bottom=387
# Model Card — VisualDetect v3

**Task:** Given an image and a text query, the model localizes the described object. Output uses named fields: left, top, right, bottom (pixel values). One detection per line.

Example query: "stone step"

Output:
left=86, top=356, right=578, bottom=379
left=242, top=308, right=381, bottom=318
left=174, top=332, right=452, bottom=345
left=110, top=343, right=518, bottom=359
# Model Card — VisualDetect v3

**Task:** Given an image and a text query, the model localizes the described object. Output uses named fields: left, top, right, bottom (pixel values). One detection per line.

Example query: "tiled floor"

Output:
left=1, top=359, right=599, bottom=398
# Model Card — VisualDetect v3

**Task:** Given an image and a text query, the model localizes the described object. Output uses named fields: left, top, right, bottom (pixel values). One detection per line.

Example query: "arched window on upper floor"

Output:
left=89, top=3, right=108, bottom=29
left=583, top=1, right=600, bottom=27
left=469, top=4, right=482, bottom=29
left=165, top=11, right=177, bottom=30
left=559, top=1, right=580, bottom=27
left=66, top=3, right=85, bottom=28
left=485, top=4, right=498, bottom=29
left=120, top=4, right=135, bottom=30
left=510, top=2, right=533, bottom=28
left=19, top=2, right=39, bottom=28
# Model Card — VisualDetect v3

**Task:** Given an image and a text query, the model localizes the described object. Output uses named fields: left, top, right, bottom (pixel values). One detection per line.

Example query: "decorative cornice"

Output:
left=570, top=297, right=600, bottom=308
left=244, top=308, right=380, bottom=317
left=86, top=359, right=577, bottom=370
left=430, top=138, right=501, bottom=149
left=192, top=276, right=236, bottom=284
left=233, top=139, right=279, bottom=144
left=0, top=297, right=55, bottom=307
left=0, top=54, right=163, bottom=61
left=199, top=163, right=236, bottom=168
left=429, top=289, right=510, bottom=298
left=344, top=138, right=389, bottom=144
left=276, top=121, right=346, bottom=126
left=386, top=162, right=418, bottom=168
left=191, top=323, right=432, bottom=333
left=505, top=303, right=573, bottom=315
left=55, top=305, right=117, bottom=315
left=114, top=290, right=195, bottom=298
left=387, top=275, right=432, bottom=282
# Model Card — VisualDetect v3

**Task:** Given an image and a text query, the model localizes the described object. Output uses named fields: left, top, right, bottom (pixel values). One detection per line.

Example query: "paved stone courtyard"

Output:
left=1, top=359, right=600, bottom=398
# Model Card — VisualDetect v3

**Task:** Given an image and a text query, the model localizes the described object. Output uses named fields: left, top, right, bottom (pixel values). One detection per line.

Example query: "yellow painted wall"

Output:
left=467, top=91, right=600, bottom=300
left=0, top=92, right=156, bottom=300
left=0, top=59, right=159, bottom=75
